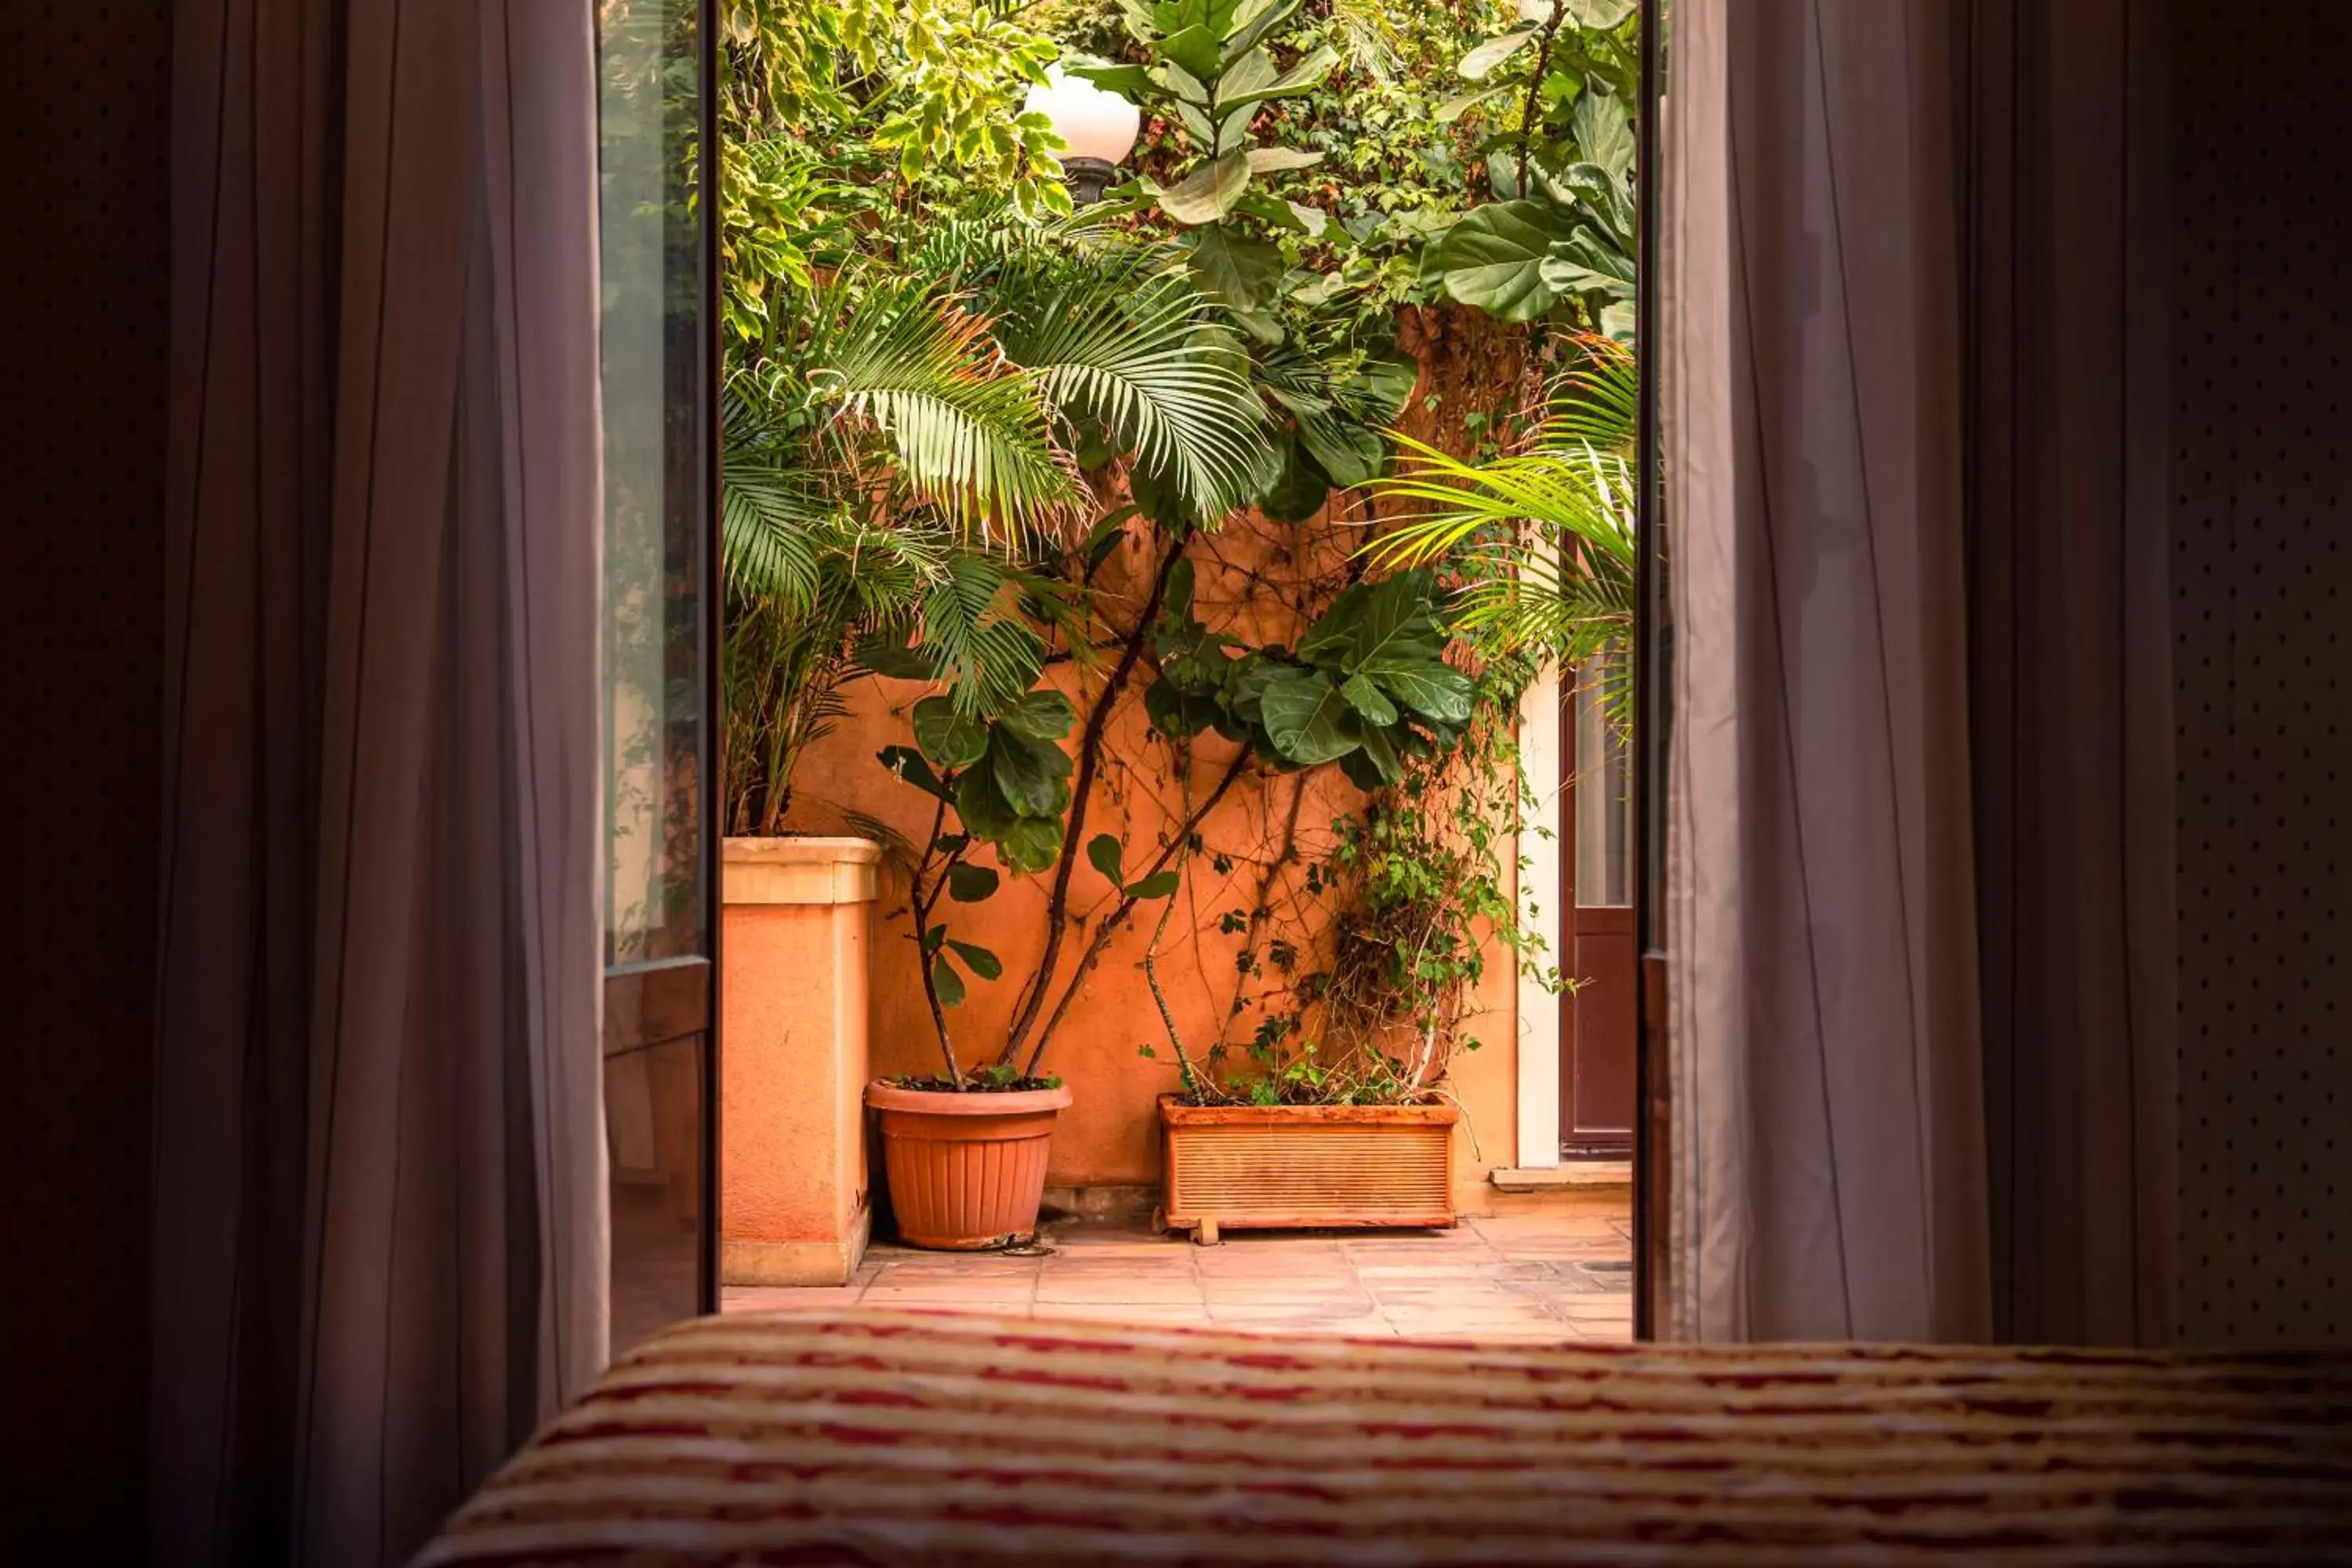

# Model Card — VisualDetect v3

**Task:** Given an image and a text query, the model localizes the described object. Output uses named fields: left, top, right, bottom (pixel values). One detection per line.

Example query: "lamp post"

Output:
left=1024, top=65, right=1139, bottom=207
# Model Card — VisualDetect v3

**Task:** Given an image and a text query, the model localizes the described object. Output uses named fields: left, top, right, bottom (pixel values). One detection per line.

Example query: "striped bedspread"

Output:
left=418, top=1309, right=2352, bottom=1566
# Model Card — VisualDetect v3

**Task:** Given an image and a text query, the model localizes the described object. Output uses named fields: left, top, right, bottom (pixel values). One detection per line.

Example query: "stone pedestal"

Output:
left=720, top=837, right=880, bottom=1286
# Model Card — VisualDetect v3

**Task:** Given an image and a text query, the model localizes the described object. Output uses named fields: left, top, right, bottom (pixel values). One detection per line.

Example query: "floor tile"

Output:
left=721, top=1197, right=1631, bottom=1343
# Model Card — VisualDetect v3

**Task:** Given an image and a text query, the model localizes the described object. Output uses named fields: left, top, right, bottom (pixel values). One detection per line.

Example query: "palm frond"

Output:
left=991, top=249, right=1271, bottom=521
left=720, top=363, right=837, bottom=608
left=1543, top=334, right=1637, bottom=456
left=1365, top=433, right=1635, bottom=575
left=811, top=279, right=1078, bottom=538
left=1361, top=339, right=1641, bottom=735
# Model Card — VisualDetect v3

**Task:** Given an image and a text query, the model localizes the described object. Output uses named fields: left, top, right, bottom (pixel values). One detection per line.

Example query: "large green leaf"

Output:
left=1571, top=89, right=1637, bottom=185
left=1087, top=833, right=1125, bottom=882
left=1566, top=0, right=1636, bottom=28
left=879, top=745, right=951, bottom=803
left=1374, top=662, right=1475, bottom=725
left=932, top=955, right=967, bottom=1007
left=1067, top=61, right=1156, bottom=99
left=1258, top=669, right=1360, bottom=765
left=1538, top=225, right=1635, bottom=304
left=1458, top=26, right=1537, bottom=81
left=998, top=815, right=1065, bottom=873
left=1437, top=83, right=1514, bottom=123
left=998, top=688, right=1077, bottom=742
left=1187, top=225, right=1283, bottom=313
left=1347, top=572, right=1446, bottom=672
left=1158, top=27, right=1224, bottom=85
left=1352, top=354, right=1421, bottom=425
left=1352, top=718, right=1403, bottom=785
left=1213, top=45, right=1338, bottom=114
left=1560, top=162, right=1635, bottom=249
left=1293, top=411, right=1386, bottom=488
left=911, top=695, right=988, bottom=768
left=946, top=862, right=1000, bottom=902
left=1214, top=45, right=1277, bottom=107
left=1423, top=201, right=1581, bottom=321
left=1243, top=147, right=1321, bottom=174
left=1157, top=149, right=1252, bottom=224
left=946, top=939, right=1004, bottom=981
left=989, top=726, right=1073, bottom=816
left=1339, top=673, right=1398, bottom=727
left=1258, top=431, right=1329, bottom=523
left=1299, top=572, right=1442, bottom=673
left=1223, top=654, right=1283, bottom=724
left=1219, top=0, right=1300, bottom=61
left=955, top=762, right=1020, bottom=837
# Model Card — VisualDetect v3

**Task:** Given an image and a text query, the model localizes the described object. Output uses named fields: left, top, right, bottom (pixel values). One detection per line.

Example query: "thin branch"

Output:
left=1000, top=541, right=1184, bottom=1064
left=906, top=786, right=966, bottom=1085
left=1516, top=0, right=1568, bottom=195
left=1212, top=771, right=1309, bottom=1058
left=1022, top=748, right=1251, bottom=1080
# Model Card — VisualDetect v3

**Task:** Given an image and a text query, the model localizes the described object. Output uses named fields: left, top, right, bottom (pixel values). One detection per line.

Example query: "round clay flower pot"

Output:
left=866, top=1080, right=1073, bottom=1250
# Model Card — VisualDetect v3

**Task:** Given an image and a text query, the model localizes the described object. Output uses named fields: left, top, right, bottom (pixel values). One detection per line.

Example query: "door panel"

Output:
left=1566, top=916, right=1638, bottom=1154
left=1562, top=660, right=1637, bottom=1158
left=598, top=0, right=716, bottom=1352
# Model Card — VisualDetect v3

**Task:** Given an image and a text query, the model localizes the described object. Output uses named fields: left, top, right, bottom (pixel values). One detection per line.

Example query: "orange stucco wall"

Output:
left=789, top=691, right=1523, bottom=1196
left=786, top=577, right=1526, bottom=1200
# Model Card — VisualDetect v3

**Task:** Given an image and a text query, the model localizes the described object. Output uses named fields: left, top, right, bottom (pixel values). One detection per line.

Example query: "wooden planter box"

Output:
left=1156, top=1095, right=1458, bottom=1243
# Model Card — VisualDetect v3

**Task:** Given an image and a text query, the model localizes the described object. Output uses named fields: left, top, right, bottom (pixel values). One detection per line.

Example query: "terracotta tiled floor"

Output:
left=724, top=1189, right=1632, bottom=1343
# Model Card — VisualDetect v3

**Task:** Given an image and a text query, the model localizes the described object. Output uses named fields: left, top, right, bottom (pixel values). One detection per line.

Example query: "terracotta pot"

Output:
left=866, top=1080, right=1073, bottom=1250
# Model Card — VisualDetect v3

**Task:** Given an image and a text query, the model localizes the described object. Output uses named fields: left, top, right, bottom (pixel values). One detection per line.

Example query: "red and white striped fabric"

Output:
left=417, top=1309, right=2352, bottom=1566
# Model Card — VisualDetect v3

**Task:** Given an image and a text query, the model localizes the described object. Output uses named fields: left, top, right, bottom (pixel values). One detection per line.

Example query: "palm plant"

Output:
left=1362, top=335, right=1637, bottom=725
left=720, top=221, right=1271, bottom=841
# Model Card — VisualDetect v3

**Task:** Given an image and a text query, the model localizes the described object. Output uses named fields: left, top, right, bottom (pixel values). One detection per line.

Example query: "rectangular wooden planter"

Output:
left=1157, top=1095, right=1458, bottom=1241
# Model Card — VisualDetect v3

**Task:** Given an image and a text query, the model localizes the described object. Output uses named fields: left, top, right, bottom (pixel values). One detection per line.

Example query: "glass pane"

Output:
left=605, top=1034, right=706, bottom=1352
left=600, top=0, right=706, bottom=969
left=598, top=0, right=709, bottom=1349
left=1574, top=650, right=1634, bottom=908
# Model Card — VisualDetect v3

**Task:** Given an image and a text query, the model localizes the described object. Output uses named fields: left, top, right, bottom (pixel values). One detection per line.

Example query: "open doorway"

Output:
left=666, top=0, right=1650, bottom=1347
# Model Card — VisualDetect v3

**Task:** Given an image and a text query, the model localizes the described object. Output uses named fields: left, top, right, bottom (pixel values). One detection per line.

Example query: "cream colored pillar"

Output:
left=720, top=837, right=881, bottom=1286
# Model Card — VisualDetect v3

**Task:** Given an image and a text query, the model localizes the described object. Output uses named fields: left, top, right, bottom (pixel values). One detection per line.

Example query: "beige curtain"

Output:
left=1661, top=0, right=2176, bottom=1344
left=153, top=2, right=607, bottom=1561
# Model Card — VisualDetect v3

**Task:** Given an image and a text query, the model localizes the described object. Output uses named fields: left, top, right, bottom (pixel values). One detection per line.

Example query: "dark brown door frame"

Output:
left=695, top=0, right=724, bottom=1319
left=1631, top=0, right=1668, bottom=1343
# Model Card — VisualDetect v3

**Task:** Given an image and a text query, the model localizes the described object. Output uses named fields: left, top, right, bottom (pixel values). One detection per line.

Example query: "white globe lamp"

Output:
left=1024, top=65, right=1141, bottom=206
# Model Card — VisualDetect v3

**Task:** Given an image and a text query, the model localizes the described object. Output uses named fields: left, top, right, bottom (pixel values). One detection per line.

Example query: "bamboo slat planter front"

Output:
left=1156, top=1095, right=1458, bottom=1243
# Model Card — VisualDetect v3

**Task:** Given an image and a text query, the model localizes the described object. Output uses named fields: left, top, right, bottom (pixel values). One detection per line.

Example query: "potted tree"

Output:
left=863, top=687, right=1091, bottom=1248
left=713, top=260, right=1112, bottom=1282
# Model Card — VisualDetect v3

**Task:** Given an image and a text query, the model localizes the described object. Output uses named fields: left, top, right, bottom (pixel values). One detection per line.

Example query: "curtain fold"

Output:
left=154, top=2, right=606, bottom=1561
left=1661, top=0, right=2176, bottom=1345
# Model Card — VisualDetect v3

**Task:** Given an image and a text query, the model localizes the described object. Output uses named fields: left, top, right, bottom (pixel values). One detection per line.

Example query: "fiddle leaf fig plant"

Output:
left=1421, top=0, right=1639, bottom=336
left=1069, top=0, right=1337, bottom=320
left=1076, top=0, right=1336, bottom=221
left=880, top=678, right=1186, bottom=1089
left=1145, top=565, right=1472, bottom=791
left=880, top=684, right=1081, bottom=1086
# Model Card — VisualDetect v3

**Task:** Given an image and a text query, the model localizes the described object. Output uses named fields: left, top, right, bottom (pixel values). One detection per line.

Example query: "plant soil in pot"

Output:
left=866, top=1078, right=1073, bottom=1249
